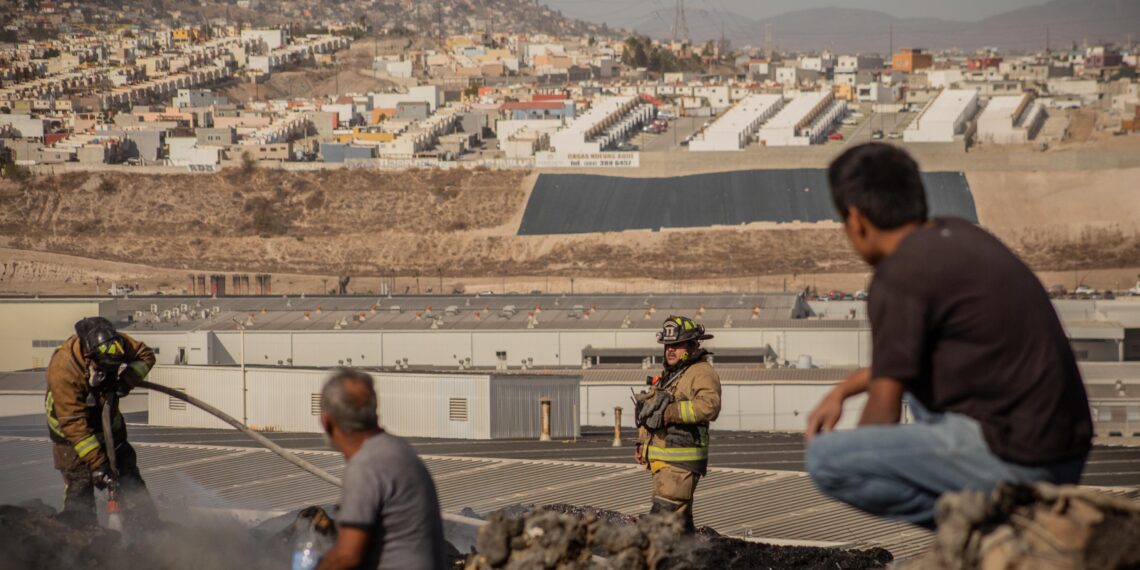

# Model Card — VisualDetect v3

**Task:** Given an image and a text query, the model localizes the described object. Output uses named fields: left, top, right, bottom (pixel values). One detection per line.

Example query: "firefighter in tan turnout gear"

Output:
left=634, top=315, right=722, bottom=532
left=45, top=316, right=158, bottom=525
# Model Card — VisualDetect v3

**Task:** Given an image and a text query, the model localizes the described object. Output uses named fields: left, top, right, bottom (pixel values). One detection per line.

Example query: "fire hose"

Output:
left=137, top=381, right=343, bottom=488
left=100, top=393, right=124, bottom=531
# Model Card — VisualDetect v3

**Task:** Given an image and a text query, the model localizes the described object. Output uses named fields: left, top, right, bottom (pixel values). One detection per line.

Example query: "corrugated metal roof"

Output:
left=0, top=435, right=934, bottom=554
left=541, top=367, right=858, bottom=384
left=108, top=293, right=854, bottom=332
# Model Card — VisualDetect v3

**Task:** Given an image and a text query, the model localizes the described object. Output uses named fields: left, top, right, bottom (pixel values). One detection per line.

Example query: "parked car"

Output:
left=1128, top=282, right=1140, bottom=296
left=887, top=131, right=902, bottom=139
left=871, top=130, right=884, bottom=140
left=828, top=133, right=844, bottom=141
left=1074, top=284, right=1096, bottom=296
left=108, top=283, right=134, bottom=296
left=854, top=290, right=868, bottom=301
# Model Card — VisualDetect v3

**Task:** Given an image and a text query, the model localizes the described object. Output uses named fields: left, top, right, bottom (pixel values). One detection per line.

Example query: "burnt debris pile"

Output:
left=917, top=483, right=1140, bottom=570
left=464, top=503, right=893, bottom=570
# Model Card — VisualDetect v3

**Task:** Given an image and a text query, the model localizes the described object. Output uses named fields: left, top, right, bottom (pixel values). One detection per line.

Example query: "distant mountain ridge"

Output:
left=626, top=0, right=1139, bottom=53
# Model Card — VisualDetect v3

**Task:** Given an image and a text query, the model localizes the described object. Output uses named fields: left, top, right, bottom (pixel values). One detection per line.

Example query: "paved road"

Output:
left=639, top=116, right=703, bottom=152
left=844, top=111, right=911, bottom=146
left=4, top=414, right=1137, bottom=487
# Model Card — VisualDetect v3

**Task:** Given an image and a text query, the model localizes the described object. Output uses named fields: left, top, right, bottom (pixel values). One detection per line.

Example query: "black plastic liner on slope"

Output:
left=517, top=170, right=976, bottom=235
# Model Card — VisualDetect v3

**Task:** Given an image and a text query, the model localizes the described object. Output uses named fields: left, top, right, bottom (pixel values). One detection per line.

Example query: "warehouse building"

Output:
left=547, top=96, right=642, bottom=154
left=755, top=91, right=846, bottom=146
left=0, top=298, right=116, bottom=371
left=976, top=93, right=1047, bottom=144
left=688, top=94, right=783, bottom=151
left=146, top=365, right=579, bottom=439
left=115, top=293, right=875, bottom=370
left=2, top=295, right=1137, bottom=376
left=904, top=88, right=980, bottom=143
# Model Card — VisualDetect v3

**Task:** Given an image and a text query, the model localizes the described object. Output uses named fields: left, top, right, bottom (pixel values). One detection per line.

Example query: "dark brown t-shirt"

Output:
left=869, top=217, right=1092, bottom=465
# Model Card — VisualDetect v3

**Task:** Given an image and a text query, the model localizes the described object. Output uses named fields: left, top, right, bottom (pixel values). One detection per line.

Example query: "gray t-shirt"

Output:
left=337, top=431, right=445, bottom=570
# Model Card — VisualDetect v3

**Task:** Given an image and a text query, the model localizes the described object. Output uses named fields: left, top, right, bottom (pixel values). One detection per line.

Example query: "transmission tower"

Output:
left=672, top=0, right=689, bottom=43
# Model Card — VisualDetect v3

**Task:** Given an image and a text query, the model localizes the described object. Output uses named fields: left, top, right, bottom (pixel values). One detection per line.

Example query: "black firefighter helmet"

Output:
left=656, top=315, right=714, bottom=345
left=75, top=316, right=126, bottom=368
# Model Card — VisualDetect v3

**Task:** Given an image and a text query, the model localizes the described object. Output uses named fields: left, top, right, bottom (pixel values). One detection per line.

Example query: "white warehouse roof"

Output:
left=703, top=94, right=783, bottom=134
left=549, top=96, right=638, bottom=153
left=760, top=91, right=830, bottom=130
left=980, top=94, right=1031, bottom=120
left=904, top=89, right=979, bottom=143
left=688, top=94, right=783, bottom=151
left=908, top=89, right=979, bottom=127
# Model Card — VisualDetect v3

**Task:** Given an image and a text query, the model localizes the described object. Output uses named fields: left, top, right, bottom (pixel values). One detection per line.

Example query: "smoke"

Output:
left=0, top=501, right=295, bottom=570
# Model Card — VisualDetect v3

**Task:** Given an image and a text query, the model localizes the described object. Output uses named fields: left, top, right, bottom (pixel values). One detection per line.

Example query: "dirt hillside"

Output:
left=1, top=165, right=1138, bottom=294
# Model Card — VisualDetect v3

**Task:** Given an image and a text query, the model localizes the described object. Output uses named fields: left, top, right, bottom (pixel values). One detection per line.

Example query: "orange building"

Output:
left=892, top=49, right=933, bottom=73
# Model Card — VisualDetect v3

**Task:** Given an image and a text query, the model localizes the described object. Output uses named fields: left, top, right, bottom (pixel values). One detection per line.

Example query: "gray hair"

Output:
left=320, top=368, right=379, bottom=433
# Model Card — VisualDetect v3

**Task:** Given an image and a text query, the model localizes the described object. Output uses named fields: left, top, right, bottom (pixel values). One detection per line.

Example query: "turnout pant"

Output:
left=805, top=398, right=1087, bottom=529
left=53, top=440, right=158, bottom=527
left=650, top=464, right=700, bottom=532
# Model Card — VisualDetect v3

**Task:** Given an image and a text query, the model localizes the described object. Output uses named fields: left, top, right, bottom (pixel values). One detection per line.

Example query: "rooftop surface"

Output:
left=2, top=415, right=1138, bottom=559
left=704, top=94, right=783, bottom=133
left=762, top=91, right=829, bottom=129
left=94, top=292, right=839, bottom=332
left=911, top=88, right=978, bottom=125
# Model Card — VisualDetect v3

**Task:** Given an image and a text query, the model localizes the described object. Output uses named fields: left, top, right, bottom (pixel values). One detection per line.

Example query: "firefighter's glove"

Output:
left=91, top=464, right=116, bottom=491
left=635, top=389, right=672, bottom=431
left=114, top=376, right=132, bottom=398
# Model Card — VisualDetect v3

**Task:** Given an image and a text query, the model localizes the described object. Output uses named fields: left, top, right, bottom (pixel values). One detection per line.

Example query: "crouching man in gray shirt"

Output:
left=317, top=369, right=446, bottom=570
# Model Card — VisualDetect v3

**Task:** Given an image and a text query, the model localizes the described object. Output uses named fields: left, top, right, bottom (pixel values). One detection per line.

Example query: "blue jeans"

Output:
left=805, top=399, right=1087, bottom=529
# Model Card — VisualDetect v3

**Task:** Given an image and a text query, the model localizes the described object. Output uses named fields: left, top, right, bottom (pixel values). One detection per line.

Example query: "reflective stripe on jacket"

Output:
left=44, top=334, right=153, bottom=468
left=640, top=358, right=721, bottom=475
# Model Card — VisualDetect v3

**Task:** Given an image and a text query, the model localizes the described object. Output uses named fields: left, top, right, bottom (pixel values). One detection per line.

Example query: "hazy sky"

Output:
left=542, top=0, right=1055, bottom=24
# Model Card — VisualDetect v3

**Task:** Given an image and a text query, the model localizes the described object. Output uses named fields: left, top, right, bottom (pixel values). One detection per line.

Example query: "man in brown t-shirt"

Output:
left=804, top=143, right=1091, bottom=529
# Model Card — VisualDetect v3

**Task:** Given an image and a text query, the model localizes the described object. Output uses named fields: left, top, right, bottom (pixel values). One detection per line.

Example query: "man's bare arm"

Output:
left=859, top=377, right=905, bottom=426
left=805, top=367, right=870, bottom=442
left=316, top=526, right=370, bottom=570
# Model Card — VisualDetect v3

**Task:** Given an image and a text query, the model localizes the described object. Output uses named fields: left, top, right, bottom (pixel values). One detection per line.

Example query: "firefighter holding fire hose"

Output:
left=45, top=316, right=158, bottom=526
left=634, top=315, right=722, bottom=532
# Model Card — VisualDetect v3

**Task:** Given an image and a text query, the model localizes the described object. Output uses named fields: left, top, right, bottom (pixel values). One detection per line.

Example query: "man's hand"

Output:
left=805, top=390, right=845, bottom=442
left=805, top=368, right=872, bottom=443
left=634, top=443, right=646, bottom=465
left=316, top=526, right=369, bottom=570
left=91, top=464, right=116, bottom=490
